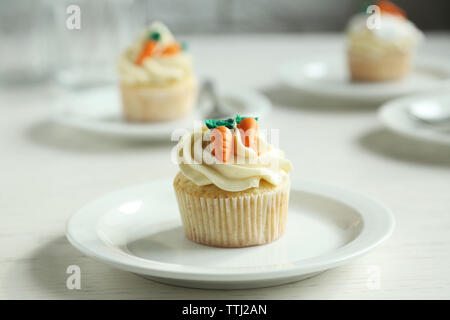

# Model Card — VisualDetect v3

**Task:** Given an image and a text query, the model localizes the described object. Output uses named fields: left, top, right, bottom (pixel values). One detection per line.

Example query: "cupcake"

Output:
left=117, top=22, right=196, bottom=122
left=173, top=116, right=293, bottom=248
left=346, top=1, right=423, bottom=82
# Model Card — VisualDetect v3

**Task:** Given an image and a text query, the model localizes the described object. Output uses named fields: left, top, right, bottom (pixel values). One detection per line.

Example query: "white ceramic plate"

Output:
left=52, top=86, right=271, bottom=140
left=379, top=92, right=450, bottom=145
left=66, top=179, right=395, bottom=289
left=279, top=57, right=450, bottom=103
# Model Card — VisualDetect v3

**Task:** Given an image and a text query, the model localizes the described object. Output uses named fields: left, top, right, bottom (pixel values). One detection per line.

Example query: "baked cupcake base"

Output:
left=348, top=50, right=412, bottom=82
left=120, top=76, right=197, bottom=122
left=173, top=172, right=290, bottom=248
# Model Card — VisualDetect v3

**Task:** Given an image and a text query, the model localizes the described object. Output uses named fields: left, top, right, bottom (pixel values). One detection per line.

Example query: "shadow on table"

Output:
left=16, top=235, right=344, bottom=298
left=358, top=127, right=450, bottom=167
left=24, top=120, right=171, bottom=154
left=261, top=85, right=381, bottom=112
left=20, top=235, right=170, bottom=299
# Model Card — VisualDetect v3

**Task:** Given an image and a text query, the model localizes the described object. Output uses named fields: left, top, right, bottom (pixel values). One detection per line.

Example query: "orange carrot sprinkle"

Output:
left=211, top=126, right=233, bottom=163
left=237, top=117, right=258, bottom=152
left=162, top=43, right=181, bottom=56
left=376, top=0, right=406, bottom=18
left=135, top=40, right=158, bottom=65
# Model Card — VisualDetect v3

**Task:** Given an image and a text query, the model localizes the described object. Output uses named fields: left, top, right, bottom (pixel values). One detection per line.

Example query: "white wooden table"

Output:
left=1, top=34, right=450, bottom=299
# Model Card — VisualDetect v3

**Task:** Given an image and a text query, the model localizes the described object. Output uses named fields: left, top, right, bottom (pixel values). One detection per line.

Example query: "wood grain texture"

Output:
left=1, top=33, right=450, bottom=299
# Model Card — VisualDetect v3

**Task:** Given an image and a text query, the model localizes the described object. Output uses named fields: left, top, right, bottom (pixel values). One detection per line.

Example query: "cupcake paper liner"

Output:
left=174, top=181, right=290, bottom=248
left=120, top=76, right=197, bottom=122
left=347, top=50, right=411, bottom=82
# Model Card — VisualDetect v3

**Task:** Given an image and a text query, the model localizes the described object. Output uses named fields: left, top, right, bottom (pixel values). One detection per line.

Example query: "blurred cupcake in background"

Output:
left=117, top=22, right=197, bottom=122
left=346, top=1, right=423, bottom=82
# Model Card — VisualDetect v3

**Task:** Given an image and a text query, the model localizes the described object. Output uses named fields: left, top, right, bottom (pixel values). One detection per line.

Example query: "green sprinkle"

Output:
left=180, top=41, right=188, bottom=51
left=235, top=114, right=258, bottom=124
left=360, top=1, right=374, bottom=14
left=205, top=118, right=235, bottom=129
left=149, top=31, right=161, bottom=41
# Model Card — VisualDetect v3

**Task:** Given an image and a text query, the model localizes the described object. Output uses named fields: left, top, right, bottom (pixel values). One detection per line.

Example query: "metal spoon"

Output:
left=198, top=79, right=229, bottom=119
left=408, top=101, right=450, bottom=132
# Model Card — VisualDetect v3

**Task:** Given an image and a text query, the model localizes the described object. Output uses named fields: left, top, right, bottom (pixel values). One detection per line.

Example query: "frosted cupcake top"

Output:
left=347, top=1, right=423, bottom=55
left=117, top=22, right=193, bottom=86
left=175, top=116, right=293, bottom=192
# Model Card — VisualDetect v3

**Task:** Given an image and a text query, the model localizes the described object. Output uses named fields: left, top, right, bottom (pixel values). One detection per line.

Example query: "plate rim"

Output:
left=279, top=56, right=450, bottom=101
left=66, top=178, right=395, bottom=282
left=51, top=86, right=272, bottom=140
left=378, top=91, right=450, bottom=145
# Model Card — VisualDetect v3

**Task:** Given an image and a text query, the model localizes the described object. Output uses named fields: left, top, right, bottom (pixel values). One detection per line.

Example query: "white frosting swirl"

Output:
left=347, top=13, right=423, bottom=56
left=176, top=126, right=293, bottom=192
left=117, top=22, right=193, bottom=86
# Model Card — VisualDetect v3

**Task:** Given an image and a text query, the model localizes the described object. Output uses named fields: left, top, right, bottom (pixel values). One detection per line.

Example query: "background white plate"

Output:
left=279, top=57, right=450, bottom=103
left=66, top=179, right=395, bottom=289
left=52, top=86, right=271, bottom=140
left=379, top=92, right=450, bottom=145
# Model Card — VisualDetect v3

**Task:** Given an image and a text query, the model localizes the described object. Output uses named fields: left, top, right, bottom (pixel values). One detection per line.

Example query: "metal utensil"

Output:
left=198, top=79, right=230, bottom=119
left=408, top=101, right=450, bottom=132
